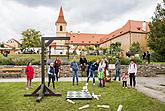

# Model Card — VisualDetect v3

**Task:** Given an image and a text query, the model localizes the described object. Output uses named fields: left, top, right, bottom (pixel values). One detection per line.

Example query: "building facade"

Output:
left=50, top=6, right=149, bottom=56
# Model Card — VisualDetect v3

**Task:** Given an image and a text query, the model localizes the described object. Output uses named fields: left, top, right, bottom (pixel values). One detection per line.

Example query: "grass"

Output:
left=0, top=81, right=164, bottom=111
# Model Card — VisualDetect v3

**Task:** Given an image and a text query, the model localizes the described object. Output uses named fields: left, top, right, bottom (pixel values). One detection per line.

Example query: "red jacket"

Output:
left=25, top=66, right=34, bottom=80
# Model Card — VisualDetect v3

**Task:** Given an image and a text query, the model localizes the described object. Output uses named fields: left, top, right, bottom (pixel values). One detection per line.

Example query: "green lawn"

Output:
left=0, top=81, right=164, bottom=111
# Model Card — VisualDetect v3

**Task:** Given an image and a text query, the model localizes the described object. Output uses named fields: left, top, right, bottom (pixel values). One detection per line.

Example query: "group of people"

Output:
left=70, top=55, right=109, bottom=87
left=25, top=55, right=138, bottom=89
left=142, top=51, right=150, bottom=64
left=25, top=58, right=61, bottom=90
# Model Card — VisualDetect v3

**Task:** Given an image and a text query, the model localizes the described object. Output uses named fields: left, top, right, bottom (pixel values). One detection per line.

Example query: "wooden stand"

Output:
left=24, top=37, right=70, bottom=102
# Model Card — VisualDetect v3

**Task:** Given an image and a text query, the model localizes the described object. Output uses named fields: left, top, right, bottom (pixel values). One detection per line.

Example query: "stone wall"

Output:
left=0, top=64, right=164, bottom=77
left=121, top=64, right=165, bottom=77
left=59, top=64, right=165, bottom=77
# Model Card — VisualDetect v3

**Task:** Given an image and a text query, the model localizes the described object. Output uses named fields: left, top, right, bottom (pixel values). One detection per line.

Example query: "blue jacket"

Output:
left=48, top=66, right=55, bottom=76
left=71, top=61, right=78, bottom=71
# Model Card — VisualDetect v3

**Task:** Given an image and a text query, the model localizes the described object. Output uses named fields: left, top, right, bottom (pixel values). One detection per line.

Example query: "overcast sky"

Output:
left=0, top=0, right=162, bottom=42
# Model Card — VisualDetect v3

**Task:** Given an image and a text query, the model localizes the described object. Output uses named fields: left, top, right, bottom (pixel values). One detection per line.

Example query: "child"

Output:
left=121, top=71, right=128, bottom=88
left=70, top=57, right=79, bottom=86
left=97, top=68, right=104, bottom=87
left=25, top=62, right=34, bottom=90
left=48, top=63, right=55, bottom=89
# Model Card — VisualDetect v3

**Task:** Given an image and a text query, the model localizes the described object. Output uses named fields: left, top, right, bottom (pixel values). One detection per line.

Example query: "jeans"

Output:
left=129, top=73, right=136, bottom=87
left=87, top=69, right=95, bottom=83
left=72, top=70, right=78, bottom=85
left=114, top=69, right=121, bottom=81
left=48, top=75, right=55, bottom=88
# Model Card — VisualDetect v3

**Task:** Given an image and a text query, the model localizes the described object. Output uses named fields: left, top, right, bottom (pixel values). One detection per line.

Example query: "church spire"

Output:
left=55, top=6, right=67, bottom=25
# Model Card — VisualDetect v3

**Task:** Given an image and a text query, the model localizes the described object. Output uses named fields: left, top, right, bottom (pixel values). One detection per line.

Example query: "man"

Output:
left=79, top=55, right=87, bottom=77
left=54, top=57, right=61, bottom=82
left=114, top=57, right=121, bottom=81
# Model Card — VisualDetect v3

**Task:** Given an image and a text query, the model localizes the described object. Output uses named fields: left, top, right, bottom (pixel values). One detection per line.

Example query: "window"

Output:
left=60, top=26, right=63, bottom=31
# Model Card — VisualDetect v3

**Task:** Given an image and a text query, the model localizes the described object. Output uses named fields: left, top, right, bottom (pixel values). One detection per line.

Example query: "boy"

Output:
left=98, top=68, right=104, bottom=87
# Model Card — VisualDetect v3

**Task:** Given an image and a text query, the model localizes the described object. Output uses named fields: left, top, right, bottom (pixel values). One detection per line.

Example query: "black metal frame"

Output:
left=24, top=37, right=70, bottom=102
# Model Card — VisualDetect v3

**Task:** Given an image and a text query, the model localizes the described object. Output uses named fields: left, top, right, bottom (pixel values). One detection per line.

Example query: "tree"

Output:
left=21, top=29, right=41, bottom=49
left=109, top=42, right=122, bottom=56
left=129, top=42, right=142, bottom=54
left=0, top=42, right=4, bottom=48
left=148, top=0, right=165, bottom=60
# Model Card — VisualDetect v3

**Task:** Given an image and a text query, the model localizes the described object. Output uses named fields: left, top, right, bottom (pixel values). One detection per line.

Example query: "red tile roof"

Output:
left=11, top=38, right=21, bottom=44
left=66, top=32, right=108, bottom=45
left=101, top=20, right=150, bottom=43
left=55, top=6, right=67, bottom=24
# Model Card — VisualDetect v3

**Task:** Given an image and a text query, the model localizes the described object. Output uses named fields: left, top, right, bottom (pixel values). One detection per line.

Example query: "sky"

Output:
left=0, top=0, right=162, bottom=42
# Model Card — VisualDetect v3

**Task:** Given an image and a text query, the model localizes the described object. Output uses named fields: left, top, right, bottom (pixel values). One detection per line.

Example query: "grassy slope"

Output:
left=0, top=81, right=164, bottom=111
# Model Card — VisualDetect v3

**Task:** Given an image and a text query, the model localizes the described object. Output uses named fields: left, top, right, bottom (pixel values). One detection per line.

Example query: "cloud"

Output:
left=0, top=0, right=161, bottom=42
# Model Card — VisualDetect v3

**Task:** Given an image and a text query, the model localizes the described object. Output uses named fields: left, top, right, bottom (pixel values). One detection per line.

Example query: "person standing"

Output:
left=48, top=63, right=55, bottom=89
left=86, top=60, right=99, bottom=86
left=146, top=51, right=150, bottom=64
left=121, top=71, right=128, bottom=88
left=128, top=59, right=137, bottom=88
left=70, top=57, right=79, bottom=86
left=97, top=68, right=104, bottom=87
left=54, top=57, right=61, bottom=82
left=79, top=55, right=87, bottom=77
left=142, top=52, right=146, bottom=60
left=114, top=57, right=121, bottom=81
left=25, top=62, right=34, bottom=90
left=98, top=59, right=106, bottom=86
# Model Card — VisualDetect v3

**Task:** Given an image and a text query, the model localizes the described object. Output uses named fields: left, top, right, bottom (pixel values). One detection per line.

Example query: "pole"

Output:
left=41, top=37, right=45, bottom=84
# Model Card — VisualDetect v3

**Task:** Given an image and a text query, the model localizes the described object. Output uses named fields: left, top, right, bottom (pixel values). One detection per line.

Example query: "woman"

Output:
left=70, top=57, right=79, bottom=86
left=128, top=59, right=137, bottom=88
left=54, top=57, right=61, bottom=82
left=25, top=62, right=34, bottom=90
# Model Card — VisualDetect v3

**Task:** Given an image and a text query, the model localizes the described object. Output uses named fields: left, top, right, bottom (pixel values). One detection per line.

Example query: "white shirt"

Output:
left=128, top=63, right=137, bottom=75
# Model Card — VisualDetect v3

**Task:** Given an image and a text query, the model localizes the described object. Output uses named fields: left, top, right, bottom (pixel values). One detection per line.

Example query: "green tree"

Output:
left=0, top=42, right=4, bottom=48
left=148, top=0, right=165, bottom=60
left=21, top=29, right=41, bottom=49
left=109, top=42, right=122, bottom=56
left=129, top=42, right=142, bottom=54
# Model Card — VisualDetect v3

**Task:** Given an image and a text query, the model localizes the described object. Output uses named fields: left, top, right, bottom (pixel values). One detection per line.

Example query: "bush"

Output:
left=151, top=52, right=165, bottom=62
left=120, top=57, right=130, bottom=65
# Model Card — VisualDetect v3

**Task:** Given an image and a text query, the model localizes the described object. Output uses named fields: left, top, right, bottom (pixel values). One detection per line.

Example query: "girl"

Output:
left=25, top=62, right=34, bottom=90
left=48, top=63, right=55, bottom=89
left=121, top=71, right=128, bottom=88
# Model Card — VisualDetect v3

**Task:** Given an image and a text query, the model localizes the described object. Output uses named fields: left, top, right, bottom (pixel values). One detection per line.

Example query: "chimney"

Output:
left=142, top=21, right=146, bottom=31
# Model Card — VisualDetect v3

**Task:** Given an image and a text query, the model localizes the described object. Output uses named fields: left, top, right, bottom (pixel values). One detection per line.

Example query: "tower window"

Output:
left=60, top=26, right=63, bottom=31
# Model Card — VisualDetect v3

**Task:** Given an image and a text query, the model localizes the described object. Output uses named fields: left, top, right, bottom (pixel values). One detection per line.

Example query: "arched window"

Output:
left=60, top=26, right=63, bottom=31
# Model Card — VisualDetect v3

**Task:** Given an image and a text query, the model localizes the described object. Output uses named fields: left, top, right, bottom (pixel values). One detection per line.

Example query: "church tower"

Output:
left=55, top=6, right=67, bottom=37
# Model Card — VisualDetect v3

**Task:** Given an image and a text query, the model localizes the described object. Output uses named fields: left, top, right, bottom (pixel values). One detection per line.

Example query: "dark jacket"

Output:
left=79, top=57, right=87, bottom=65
